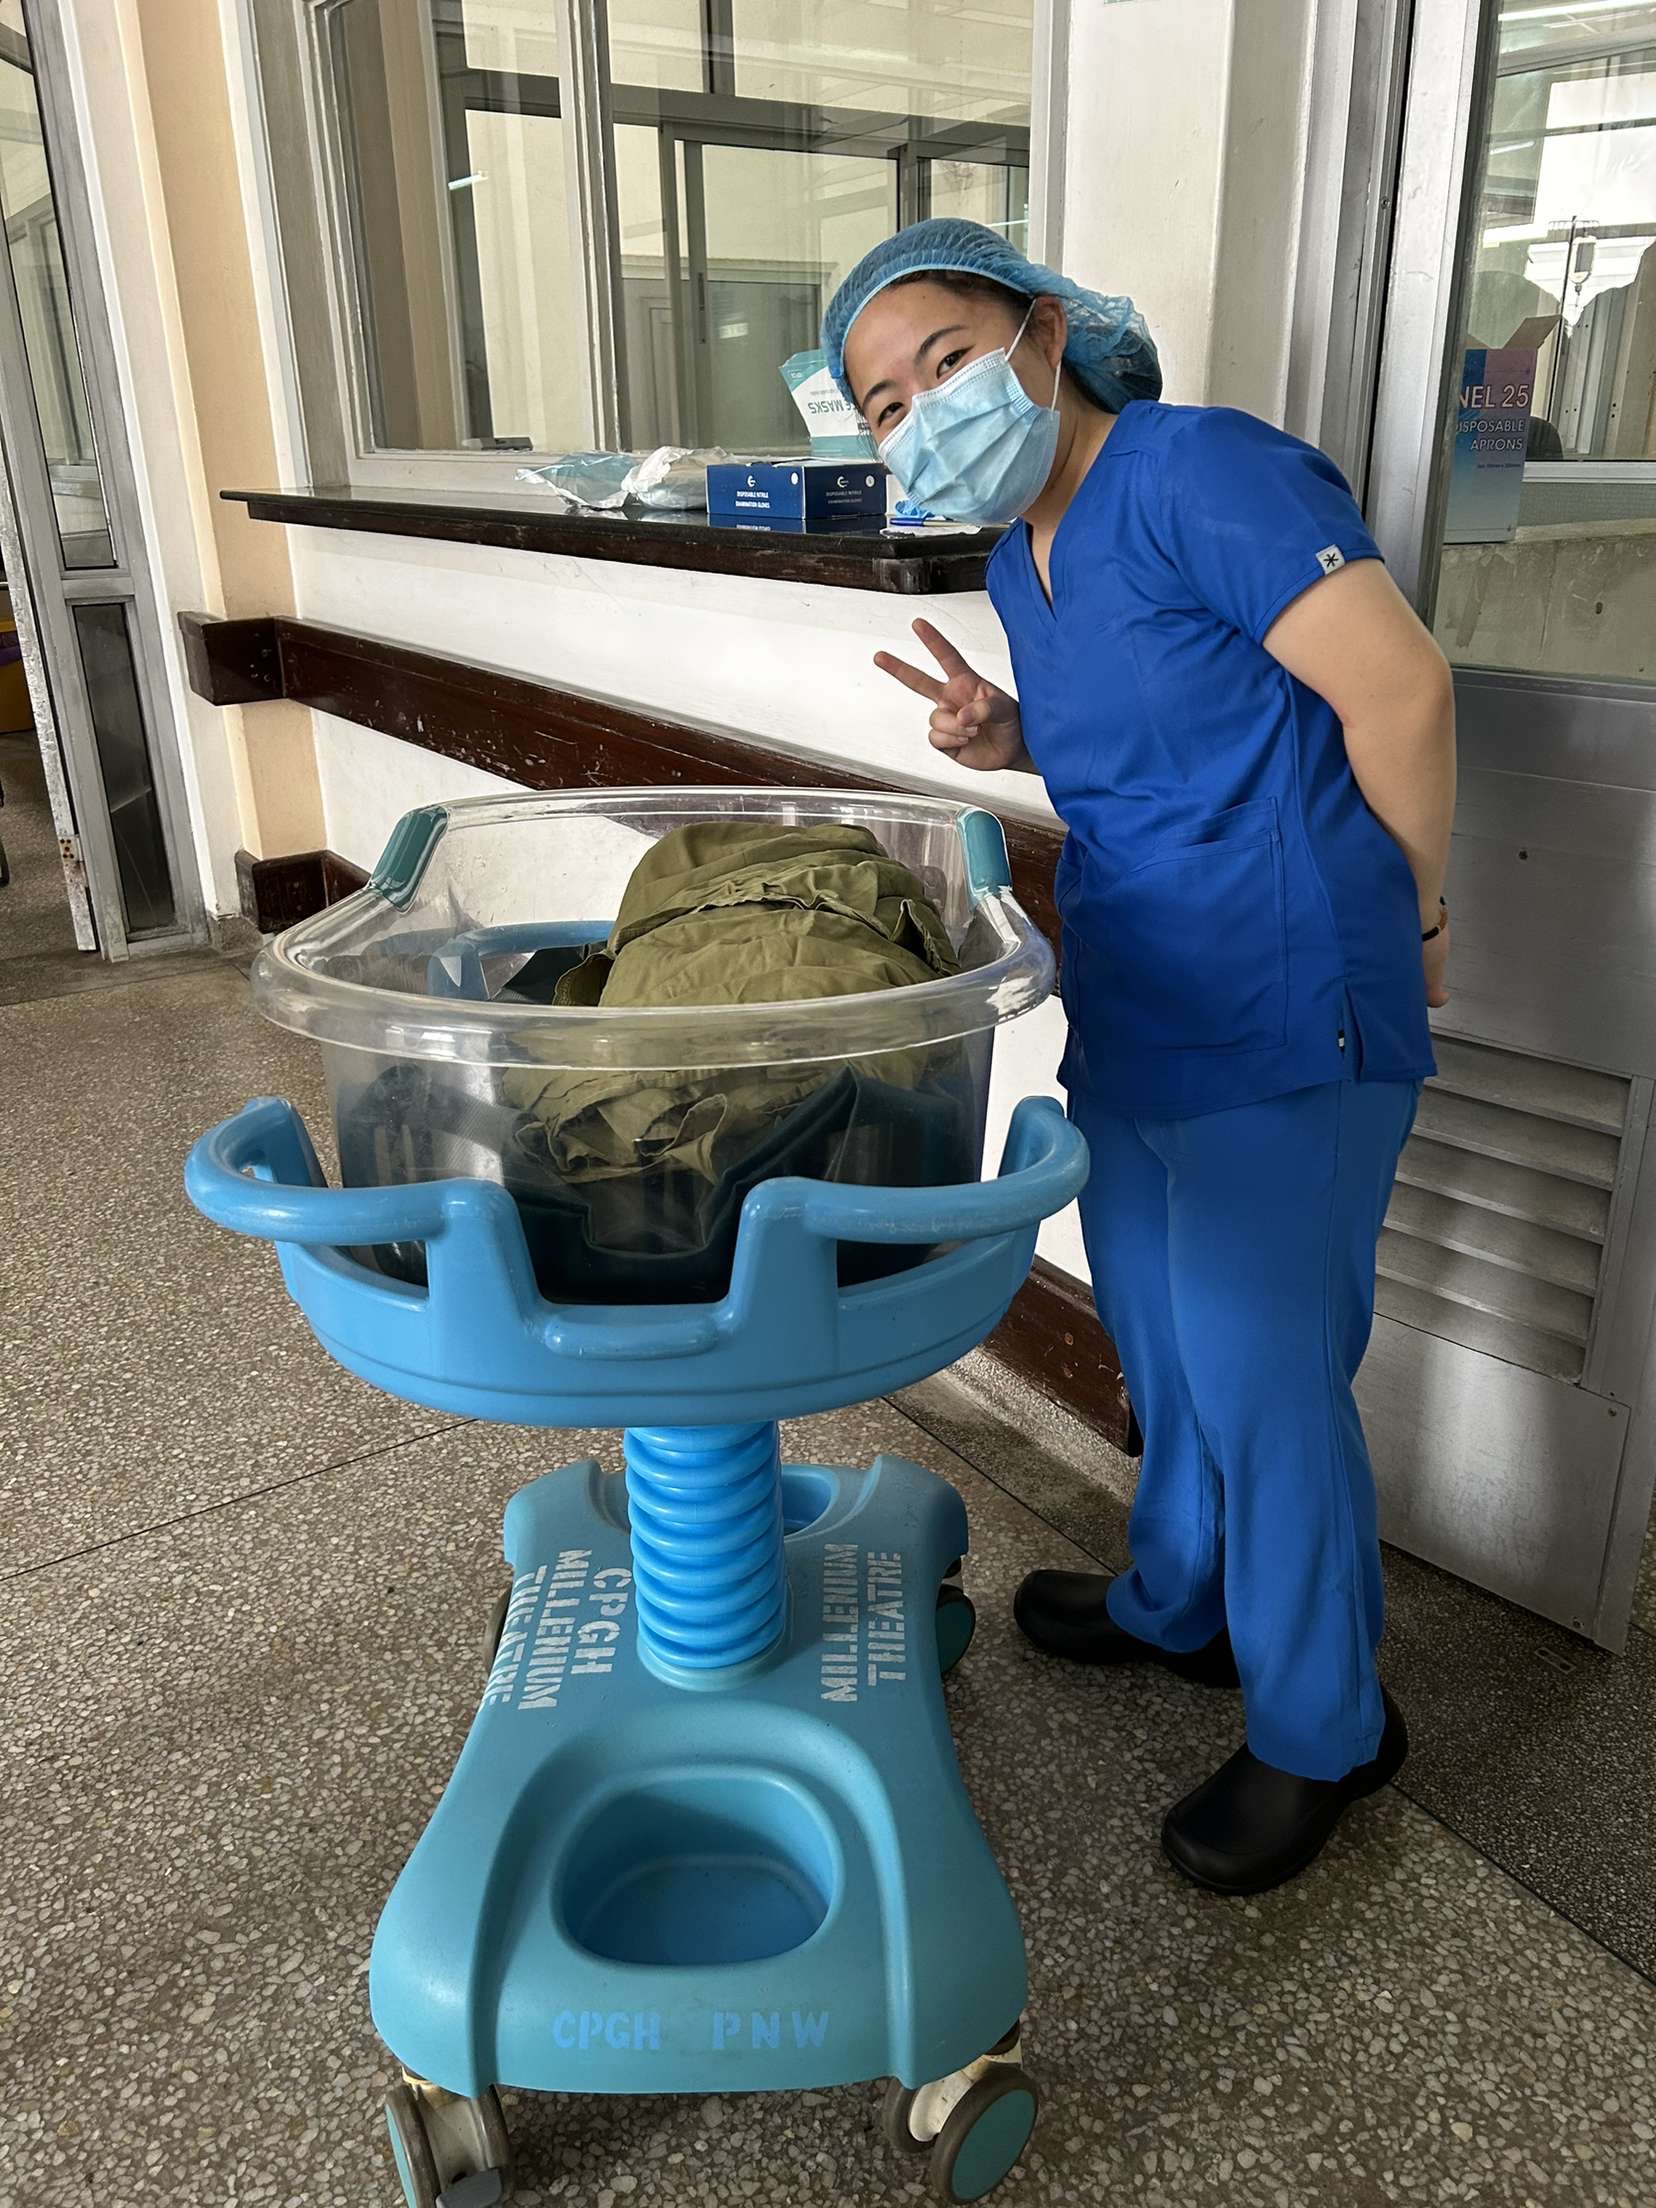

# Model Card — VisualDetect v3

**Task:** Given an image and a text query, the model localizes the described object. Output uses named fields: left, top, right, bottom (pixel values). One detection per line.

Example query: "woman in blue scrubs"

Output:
left=826, top=222, right=1455, bottom=1896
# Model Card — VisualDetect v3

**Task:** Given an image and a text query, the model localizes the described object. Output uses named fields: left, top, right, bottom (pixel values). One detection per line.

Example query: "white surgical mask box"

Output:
left=706, top=460, right=888, bottom=526
left=779, top=348, right=879, bottom=459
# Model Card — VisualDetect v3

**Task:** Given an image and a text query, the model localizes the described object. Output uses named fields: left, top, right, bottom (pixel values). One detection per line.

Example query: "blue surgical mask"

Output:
left=878, top=305, right=1061, bottom=524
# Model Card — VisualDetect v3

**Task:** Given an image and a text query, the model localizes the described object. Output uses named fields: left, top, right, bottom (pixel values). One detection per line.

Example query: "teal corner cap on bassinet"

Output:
left=183, top=788, right=1086, bottom=2208
left=961, top=806, right=1013, bottom=896
left=368, top=802, right=448, bottom=907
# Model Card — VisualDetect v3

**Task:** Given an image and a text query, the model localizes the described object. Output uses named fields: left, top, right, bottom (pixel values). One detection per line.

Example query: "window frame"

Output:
left=1365, top=0, right=1496, bottom=607
left=250, top=0, right=1060, bottom=493
left=1527, top=459, right=1656, bottom=484
left=1365, top=0, right=1656, bottom=607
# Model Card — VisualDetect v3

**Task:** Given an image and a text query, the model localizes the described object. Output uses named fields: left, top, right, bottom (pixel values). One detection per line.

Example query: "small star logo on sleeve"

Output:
left=1316, top=546, right=1346, bottom=576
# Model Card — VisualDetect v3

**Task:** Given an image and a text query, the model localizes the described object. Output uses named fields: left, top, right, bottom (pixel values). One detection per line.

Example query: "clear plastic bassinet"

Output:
left=250, top=788, right=1054, bottom=1304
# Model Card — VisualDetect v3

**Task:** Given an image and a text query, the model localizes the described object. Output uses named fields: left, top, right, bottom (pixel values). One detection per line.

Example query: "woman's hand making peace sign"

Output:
left=874, top=620, right=1032, bottom=775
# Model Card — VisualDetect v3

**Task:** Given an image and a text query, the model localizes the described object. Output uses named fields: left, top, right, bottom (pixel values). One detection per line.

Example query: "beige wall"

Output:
left=125, top=0, right=321, bottom=859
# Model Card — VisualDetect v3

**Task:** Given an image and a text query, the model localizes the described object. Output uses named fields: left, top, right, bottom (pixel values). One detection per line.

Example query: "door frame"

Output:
left=0, top=446, right=93, bottom=945
left=1355, top=0, right=1656, bottom=1648
left=1364, top=0, right=1494, bottom=606
left=0, top=0, right=201, bottom=958
left=1283, top=0, right=1414, bottom=504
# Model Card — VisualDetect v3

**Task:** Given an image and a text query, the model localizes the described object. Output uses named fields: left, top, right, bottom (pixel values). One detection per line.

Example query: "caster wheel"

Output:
left=386, top=2085, right=440, bottom=2208
left=928, top=2068, right=1040, bottom=2203
left=385, top=2082, right=512, bottom=2208
left=935, top=1583, right=976, bottom=1678
left=482, top=1586, right=511, bottom=1675
left=881, top=2078, right=931, bottom=2155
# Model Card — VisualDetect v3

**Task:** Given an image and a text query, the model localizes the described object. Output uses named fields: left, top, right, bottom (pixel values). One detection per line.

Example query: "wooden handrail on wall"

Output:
left=181, top=612, right=1066, bottom=942
left=181, top=609, right=1137, bottom=1453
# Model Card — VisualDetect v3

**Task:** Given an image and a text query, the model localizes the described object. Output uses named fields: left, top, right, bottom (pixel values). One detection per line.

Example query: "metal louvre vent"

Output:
left=1376, top=1038, right=1629, bottom=1383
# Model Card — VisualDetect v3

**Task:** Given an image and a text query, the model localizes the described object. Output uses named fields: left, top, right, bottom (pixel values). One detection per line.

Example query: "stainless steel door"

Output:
left=0, top=0, right=197, bottom=957
left=1364, top=0, right=1656, bottom=1647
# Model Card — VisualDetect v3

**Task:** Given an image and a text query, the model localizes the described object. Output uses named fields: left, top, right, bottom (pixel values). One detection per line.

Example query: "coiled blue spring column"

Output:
left=622, top=1423, right=788, bottom=1675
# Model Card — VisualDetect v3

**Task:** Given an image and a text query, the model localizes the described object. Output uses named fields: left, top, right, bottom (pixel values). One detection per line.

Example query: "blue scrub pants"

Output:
left=1069, top=1078, right=1419, bottom=1782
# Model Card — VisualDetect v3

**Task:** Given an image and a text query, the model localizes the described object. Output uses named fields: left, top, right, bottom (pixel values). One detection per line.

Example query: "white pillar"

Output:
left=1061, top=0, right=1318, bottom=421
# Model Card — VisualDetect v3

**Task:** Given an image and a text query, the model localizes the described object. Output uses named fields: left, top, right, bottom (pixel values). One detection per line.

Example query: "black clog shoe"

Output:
left=1162, top=1690, right=1409, bottom=1895
left=1013, top=1570, right=1241, bottom=1688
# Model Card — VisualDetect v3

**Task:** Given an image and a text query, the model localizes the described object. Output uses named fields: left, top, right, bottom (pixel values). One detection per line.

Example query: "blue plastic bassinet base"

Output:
left=369, top=1449, right=1025, bottom=2102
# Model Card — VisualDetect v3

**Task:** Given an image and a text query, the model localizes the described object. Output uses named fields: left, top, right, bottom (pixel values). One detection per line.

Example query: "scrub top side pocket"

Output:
left=1086, top=798, right=1289, bottom=1055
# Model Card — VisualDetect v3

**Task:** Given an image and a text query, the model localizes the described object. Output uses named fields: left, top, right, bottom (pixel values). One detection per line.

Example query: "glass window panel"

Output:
left=0, top=5, right=114, bottom=569
left=697, top=146, right=895, bottom=449
left=615, top=123, right=667, bottom=262
left=453, top=0, right=557, bottom=79
left=609, top=1, right=705, bottom=92
left=320, top=0, right=1033, bottom=458
left=334, top=1, right=470, bottom=449
left=615, top=123, right=681, bottom=448
left=927, top=160, right=1030, bottom=250
left=1430, top=1, right=1656, bottom=685
left=730, top=0, right=1034, bottom=125
left=464, top=109, right=586, bottom=449
left=330, top=1, right=584, bottom=452
left=72, top=601, right=175, bottom=935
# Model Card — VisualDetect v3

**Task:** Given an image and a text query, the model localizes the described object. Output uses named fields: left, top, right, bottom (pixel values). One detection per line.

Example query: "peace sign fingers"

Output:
left=874, top=619, right=982, bottom=706
left=910, top=619, right=975, bottom=686
left=872, top=650, right=949, bottom=705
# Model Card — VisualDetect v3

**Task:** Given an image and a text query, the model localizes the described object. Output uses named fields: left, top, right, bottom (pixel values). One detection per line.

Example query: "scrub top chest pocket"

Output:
left=1072, top=798, right=1289, bottom=1056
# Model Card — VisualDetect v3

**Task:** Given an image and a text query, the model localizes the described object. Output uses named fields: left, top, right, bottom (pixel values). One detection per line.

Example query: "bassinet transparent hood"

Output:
left=249, top=788, right=1054, bottom=1309
left=251, top=787, right=1054, bottom=1070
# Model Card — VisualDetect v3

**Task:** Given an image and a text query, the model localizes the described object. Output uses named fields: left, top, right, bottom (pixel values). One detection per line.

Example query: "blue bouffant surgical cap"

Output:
left=823, top=219, right=1161, bottom=417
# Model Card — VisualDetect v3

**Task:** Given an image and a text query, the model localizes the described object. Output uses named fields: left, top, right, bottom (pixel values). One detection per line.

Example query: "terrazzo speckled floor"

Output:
left=0, top=733, right=228, bottom=1006
left=7, top=955, right=1656, bottom=2208
left=0, top=732, right=78, bottom=963
left=1, top=964, right=452, bottom=1574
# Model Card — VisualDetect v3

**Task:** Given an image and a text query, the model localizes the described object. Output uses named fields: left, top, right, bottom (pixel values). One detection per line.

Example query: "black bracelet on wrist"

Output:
left=1421, top=901, right=1448, bottom=944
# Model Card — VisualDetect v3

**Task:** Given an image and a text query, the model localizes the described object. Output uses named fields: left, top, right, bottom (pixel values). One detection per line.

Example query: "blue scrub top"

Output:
left=986, top=401, right=1437, bottom=1119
